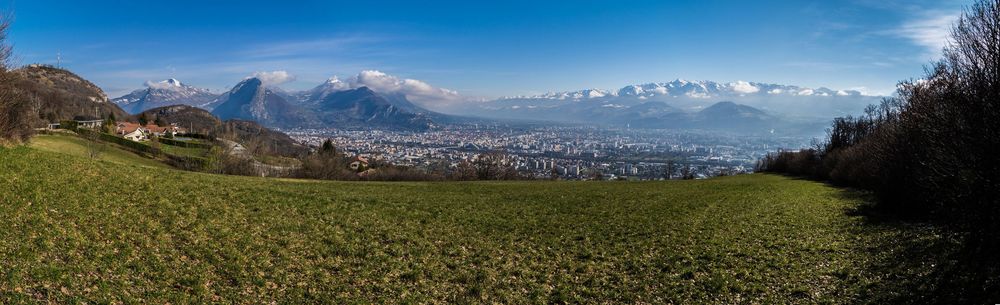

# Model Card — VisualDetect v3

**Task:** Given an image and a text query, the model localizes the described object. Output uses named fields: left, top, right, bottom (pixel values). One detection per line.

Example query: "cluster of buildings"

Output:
left=286, top=125, right=812, bottom=180
left=51, top=119, right=187, bottom=142
left=113, top=122, right=186, bottom=141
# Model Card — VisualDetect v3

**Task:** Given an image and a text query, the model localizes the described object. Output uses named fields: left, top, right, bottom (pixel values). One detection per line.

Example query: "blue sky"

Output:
left=4, top=0, right=968, bottom=101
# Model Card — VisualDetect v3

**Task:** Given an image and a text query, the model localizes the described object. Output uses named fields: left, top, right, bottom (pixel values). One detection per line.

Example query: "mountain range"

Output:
left=209, top=77, right=437, bottom=130
left=112, top=79, right=219, bottom=113
left=466, top=79, right=882, bottom=121
left=108, top=75, right=879, bottom=135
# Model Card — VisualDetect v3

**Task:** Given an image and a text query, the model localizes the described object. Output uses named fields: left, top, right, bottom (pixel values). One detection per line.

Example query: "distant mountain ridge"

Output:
left=210, top=78, right=309, bottom=128
left=113, top=79, right=219, bottom=114
left=502, top=79, right=869, bottom=101
left=109, top=75, right=875, bottom=135
left=206, top=77, right=435, bottom=130
left=474, top=79, right=883, bottom=122
left=297, top=84, right=435, bottom=130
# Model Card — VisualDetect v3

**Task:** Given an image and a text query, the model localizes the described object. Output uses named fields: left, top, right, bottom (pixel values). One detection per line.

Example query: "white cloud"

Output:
left=686, top=92, right=710, bottom=99
left=345, top=70, right=463, bottom=106
left=730, top=81, right=760, bottom=94
left=250, top=70, right=296, bottom=85
left=892, top=12, right=960, bottom=56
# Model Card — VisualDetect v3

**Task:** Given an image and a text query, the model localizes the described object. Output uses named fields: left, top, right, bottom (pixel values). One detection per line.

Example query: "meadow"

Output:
left=0, top=145, right=953, bottom=303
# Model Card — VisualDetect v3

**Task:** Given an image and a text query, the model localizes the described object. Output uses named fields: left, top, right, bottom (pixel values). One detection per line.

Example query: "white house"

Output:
left=116, top=122, right=147, bottom=141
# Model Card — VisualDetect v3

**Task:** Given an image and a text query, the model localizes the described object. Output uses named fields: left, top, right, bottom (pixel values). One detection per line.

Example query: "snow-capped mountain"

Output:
left=291, top=78, right=436, bottom=130
left=504, top=80, right=868, bottom=101
left=112, top=79, right=220, bottom=114
left=208, top=76, right=435, bottom=130
left=480, top=79, right=881, bottom=121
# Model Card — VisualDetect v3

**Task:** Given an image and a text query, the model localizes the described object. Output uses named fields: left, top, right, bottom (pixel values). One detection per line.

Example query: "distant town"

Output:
left=286, top=125, right=812, bottom=180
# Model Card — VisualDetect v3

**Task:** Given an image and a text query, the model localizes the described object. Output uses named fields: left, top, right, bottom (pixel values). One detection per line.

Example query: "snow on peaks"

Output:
left=145, top=78, right=184, bottom=90
left=536, top=89, right=613, bottom=100
left=511, top=79, right=876, bottom=101
left=583, top=89, right=608, bottom=99
left=322, top=76, right=351, bottom=91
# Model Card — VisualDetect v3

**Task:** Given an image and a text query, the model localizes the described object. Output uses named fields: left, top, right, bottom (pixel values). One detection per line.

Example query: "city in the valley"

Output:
left=286, top=125, right=811, bottom=180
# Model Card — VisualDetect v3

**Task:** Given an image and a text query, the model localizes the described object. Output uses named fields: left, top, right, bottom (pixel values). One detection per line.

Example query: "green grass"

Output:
left=28, top=134, right=171, bottom=169
left=155, top=142, right=210, bottom=158
left=0, top=145, right=949, bottom=303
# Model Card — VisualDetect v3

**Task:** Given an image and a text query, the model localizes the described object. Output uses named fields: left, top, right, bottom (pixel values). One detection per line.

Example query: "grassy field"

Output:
left=153, top=141, right=210, bottom=158
left=28, top=134, right=171, bottom=169
left=0, top=145, right=951, bottom=303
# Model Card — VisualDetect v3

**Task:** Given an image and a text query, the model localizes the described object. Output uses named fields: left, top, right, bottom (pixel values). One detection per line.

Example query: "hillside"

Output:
left=0, top=145, right=952, bottom=303
left=135, top=105, right=222, bottom=135
left=136, top=105, right=309, bottom=157
left=29, top=133, right=171, bottom=169
left=13, top=65, right=129, bottom=126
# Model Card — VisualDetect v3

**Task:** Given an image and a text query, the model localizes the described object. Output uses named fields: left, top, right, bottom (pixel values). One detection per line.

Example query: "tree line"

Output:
left=757, top=0, right=999, bottom=300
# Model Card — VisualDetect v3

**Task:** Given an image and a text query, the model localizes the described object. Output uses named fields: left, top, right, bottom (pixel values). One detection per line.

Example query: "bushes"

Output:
left=176, top=133, right=214, bottom=141
left=360, top=166, right=445, bottom=182
left=159, top=137, right=213, bottom=149
left=295, top=151, right=357, bottom=180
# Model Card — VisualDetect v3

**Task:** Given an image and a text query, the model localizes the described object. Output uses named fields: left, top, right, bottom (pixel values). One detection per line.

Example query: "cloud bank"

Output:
left=332, top=70, right=464, bottom=109
left=250, top=70, right=296, bottom=85
left=731, top=81, right=760, bottom=94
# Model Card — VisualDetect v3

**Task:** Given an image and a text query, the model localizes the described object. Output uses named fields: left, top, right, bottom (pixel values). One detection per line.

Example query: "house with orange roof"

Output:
left=114, top=122, right=187, bottom=142
left=116, top=122, right=147, bottom=141
left=143, top=123, right=186, bottom=137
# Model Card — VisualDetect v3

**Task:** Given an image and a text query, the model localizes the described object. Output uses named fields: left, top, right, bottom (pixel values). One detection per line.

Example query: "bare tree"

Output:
left=589, top=168, right=604, bottom=181
left=681, top=164, right=695, bottom=180
left=0, top=12, right=34, bottom=144
left=665, top=160, right=677, bottom=180
left=83, top=130, right=105, bottom=159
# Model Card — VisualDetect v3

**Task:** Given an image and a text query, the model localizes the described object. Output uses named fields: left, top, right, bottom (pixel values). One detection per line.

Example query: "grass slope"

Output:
left=29, top=134, right=170, bottom=169
left=0, top=145, right=945, bottom=303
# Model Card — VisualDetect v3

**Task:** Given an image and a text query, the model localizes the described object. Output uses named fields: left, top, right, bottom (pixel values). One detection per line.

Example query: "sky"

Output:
left=3, top=0, right=969, bottom=104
